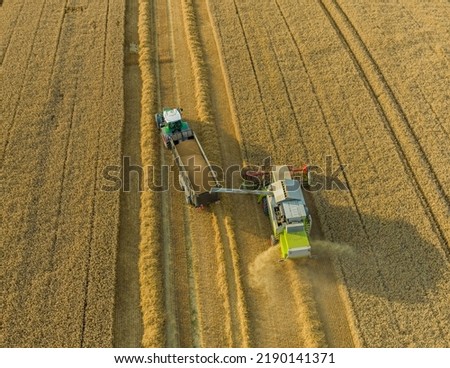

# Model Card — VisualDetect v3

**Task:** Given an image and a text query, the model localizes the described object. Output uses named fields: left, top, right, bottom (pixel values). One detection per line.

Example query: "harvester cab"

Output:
left=211, top=165, right=312, bottom=260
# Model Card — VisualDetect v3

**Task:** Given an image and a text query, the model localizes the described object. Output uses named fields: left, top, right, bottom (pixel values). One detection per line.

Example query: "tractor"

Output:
left=155, top=107, right=194, bottom=149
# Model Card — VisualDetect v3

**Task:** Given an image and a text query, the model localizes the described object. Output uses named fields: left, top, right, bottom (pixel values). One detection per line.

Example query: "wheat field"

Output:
left=1, top=0, right=124, bottom=347
left=2, top=0, right=449, bottom=348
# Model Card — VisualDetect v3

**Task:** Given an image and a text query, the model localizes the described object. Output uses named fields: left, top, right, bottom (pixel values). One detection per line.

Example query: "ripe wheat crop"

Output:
left=2, top=0, right=125, bottom=347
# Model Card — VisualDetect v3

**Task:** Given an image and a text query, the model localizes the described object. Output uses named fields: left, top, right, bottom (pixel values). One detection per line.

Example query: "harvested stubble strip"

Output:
left=181, top=0, right=252, bottom=347
left=137, top=0, right=165, bottom=348
left=285, top=262, right=327, bottom=348
left=180, top=0, right=220, bottom=162
left=331, top=258, right=363, bottom=347
left=211, top=213, right=234, bottom=347
left=224, top=215, right=251, bottom=347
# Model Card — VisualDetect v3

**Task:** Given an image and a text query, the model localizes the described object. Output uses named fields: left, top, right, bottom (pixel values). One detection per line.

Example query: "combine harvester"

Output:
left=155, top=107, right=220, bottom=207
left=156, top=107, right=312, bottom=260
left=211, top=165, right=313, bottom=260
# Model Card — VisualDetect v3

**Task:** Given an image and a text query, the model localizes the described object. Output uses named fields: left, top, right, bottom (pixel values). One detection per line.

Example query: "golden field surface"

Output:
left=1, top=0, right=124, bottom=346
left=2, top=0, right=449, bottom=347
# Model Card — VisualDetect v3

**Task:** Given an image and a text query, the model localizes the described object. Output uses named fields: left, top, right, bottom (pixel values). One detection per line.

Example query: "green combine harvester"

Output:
left=211, top=165, right=312, bottom=260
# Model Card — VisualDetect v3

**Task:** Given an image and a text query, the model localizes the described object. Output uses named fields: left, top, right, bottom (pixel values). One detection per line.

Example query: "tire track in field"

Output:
left=114, top=0, right=143, bottom=347
left=273, top=0, right=405, bottom=345
left=203, top=2, right=249, bottom=165
left=43, top=67, right=83, bottom=341
left=47, top=3, right=110, bottom=341
left=1, top=0, right=25, bottom=65
left=259, top=24, right=311, bottom=161
left=46, top=1, right=69, bottom=100
left=80, top=0, right=110, bottom=347
left=274, top=0, right=369, bottom=239
left=316, top=0, right=449, bottom=341
left=319, top=0, right=450, bottom=257
left=48, top=5, right=96, bottom=341
left=326, top=0, right=450, bottom=205
left=1, top=0, right=46, bottom=165
left=230, top=0, right=276, bottom=147
left=415, top=84, right=450, bottom=140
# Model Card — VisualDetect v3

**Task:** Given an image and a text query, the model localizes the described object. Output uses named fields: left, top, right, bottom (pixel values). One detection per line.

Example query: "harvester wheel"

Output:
left=270, top=235, right=279, bottom=246
left=241, top=165, right=263, bottom=189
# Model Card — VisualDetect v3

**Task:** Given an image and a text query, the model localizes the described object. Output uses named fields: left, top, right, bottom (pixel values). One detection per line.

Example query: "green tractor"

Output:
left=155, top=107, right=194, bottom=149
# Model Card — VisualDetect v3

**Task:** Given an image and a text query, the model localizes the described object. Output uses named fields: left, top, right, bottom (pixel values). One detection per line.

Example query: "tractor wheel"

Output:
left=262, top=196, right=269, bottom=216
left=155, top=113, right=163, bottom=128
left=164, top=139, right=172, bottom=150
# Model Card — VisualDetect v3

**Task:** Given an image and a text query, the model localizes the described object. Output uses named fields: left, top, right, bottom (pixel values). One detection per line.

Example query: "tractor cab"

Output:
left=163, top=108, right=183, bottom=132
left=155, top=107, right=194, bottom=149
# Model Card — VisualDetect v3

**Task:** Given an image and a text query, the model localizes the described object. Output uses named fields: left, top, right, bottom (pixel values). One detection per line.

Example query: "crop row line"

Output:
left=319, top=0, right=449, bottom=257
left=1, top=0, right=47, bottom=166
left=319, top=0, right=449, bottom=342
left=1, top=0, right=26, bottom=65
left=274, top=0, right=369, bottom=239
left=231, top=0, right=277, bottom=150
left=80, top=0, right=110, bottom=347
left=274, top=0, right=399, bottom=346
